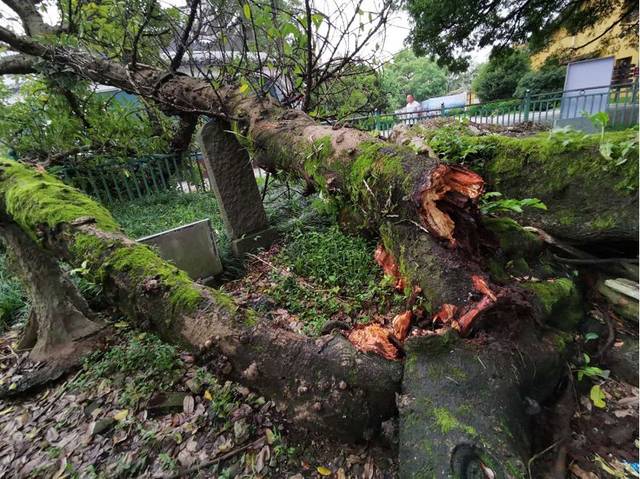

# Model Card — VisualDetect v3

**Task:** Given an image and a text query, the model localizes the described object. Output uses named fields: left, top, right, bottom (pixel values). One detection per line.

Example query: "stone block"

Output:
left=199, top=119, right=269, bottom=238
left=138, top=218, right=223, bottom=280
left=231, top=226, right=279, bottom=256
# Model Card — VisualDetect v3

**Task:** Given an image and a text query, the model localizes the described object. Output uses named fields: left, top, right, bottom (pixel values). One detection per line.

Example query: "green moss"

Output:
left=303, top=136, right=334, bottom=190
left=102, top=244, right=203, bottom=315
left=522, top=278, right=583, bottom=330
left=242, top=308, right=259, bottom=327
left=432, top=407, right=477, bottom=436
left=482, top=217, right=541, bottom=258
left=348, top=141, right=406, bottom=199
left=507, top=257, right=530, bottom=276
left=550, top=330, right=574, bottom=352
left=486, top=257, right=510, bottom=284
left=591, top=215, right=616, bottom=230
left=0, top=159, right=119, bottom=239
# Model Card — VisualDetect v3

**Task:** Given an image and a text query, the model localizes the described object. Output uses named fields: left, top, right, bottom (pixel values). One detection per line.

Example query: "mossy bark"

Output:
left=399, top=328, right=567, bottom=479
left=0, top=219, right=104, bottom=362
left=477, top=132, right=638, bottom=243
left=0, top=158, right=400, bottom=439
left=397, top=125, right=639, bottom=243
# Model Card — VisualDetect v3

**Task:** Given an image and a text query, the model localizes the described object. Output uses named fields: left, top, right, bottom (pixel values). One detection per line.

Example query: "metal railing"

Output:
left=346, top=82, right=639, bottom=137
left=56, top=152, right=210, bottom=204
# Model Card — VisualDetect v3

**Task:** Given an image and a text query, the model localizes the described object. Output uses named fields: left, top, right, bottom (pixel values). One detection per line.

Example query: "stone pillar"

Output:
left=198, top=119, right=278, bottom=256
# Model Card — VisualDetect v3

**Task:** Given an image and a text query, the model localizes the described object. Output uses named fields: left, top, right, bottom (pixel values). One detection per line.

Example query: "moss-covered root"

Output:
left=522, top=278, right=584, bottom=331
left=399, top=331, right=567, bottom=479
left=482, top=217, right=543, bottom=259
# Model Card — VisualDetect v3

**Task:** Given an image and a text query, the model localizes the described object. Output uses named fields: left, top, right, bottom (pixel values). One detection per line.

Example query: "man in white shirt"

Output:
left=405, top=94, right=422, bottom=113
left=403, top=94, right=422, bottom=123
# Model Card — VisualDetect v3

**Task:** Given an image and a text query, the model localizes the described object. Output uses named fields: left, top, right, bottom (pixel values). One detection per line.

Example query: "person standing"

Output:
left=403, top=94, right=422, bottom=123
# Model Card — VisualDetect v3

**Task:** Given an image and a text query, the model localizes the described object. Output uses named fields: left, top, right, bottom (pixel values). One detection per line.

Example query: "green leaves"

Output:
left=575, top=353, right=610, bottom=381
left=242, top=3, right=252, bottom=20
left=480, top=192, right=547, bottom=215
left=590, top=384, right=606, bottom=408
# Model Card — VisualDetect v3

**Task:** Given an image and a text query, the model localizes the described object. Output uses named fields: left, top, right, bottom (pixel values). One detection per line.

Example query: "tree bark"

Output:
left=0, top=218, right=104, bottom=363
left=390, top=123, right=640, bottom=244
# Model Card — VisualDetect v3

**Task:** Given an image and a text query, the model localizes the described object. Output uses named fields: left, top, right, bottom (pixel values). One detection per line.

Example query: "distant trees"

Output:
left=312, top=63, right=389, bottom=119
left=381, top=49, right=448, bottom=110
left=472, top=49, right=531, bottom=101
left=514, top=59, right=567, bottom=97
left=405, top=0, right=638, bottom=72
left=472, top=51, right=567, bottom=101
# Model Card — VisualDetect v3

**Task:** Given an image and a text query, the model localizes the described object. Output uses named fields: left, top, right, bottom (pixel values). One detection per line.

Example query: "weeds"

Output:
left=267, top=226, right=405, bottom=334
left=0, top=252, right=28, bottom=332
left=72, top=330, right=184, bottom=408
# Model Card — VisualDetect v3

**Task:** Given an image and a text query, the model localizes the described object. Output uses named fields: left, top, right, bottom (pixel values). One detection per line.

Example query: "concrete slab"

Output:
left=231, top=226, right=279, bottom=256
left=138, top=218, right=223, bottom=280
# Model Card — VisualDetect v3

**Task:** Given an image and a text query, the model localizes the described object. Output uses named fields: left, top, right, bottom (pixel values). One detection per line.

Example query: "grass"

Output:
left=109, top=190, right=227, bottom=243
left=281, top=225, right=380, bottom=296
left=71, top=330, right=185, bottom=409
left=0, top=251, right=28, bottom=333
left=266, top=225, right=404, bottom=334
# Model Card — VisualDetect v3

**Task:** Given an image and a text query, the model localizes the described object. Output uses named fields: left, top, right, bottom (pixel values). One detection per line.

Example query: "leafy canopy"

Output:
left=406, top=0, right=639, bottom=72
left=0, top=79, right=172, bottom=163
left=472, top=49, right=530, bottom=101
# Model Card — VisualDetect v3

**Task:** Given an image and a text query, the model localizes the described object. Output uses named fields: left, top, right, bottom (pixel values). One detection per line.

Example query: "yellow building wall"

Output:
left=531, top=8, right=638, bottom=68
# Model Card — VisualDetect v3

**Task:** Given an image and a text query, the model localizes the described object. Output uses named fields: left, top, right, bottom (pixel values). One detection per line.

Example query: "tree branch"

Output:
left=0, top=54, right=37, bottom=75
left=171, top=0, right=201, bottom=71
left=1, top=0, right=54, bottom=36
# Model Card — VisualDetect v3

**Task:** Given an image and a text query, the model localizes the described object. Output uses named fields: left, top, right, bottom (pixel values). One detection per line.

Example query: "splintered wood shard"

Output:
left=392, top=311, right=413, bottom=341
left=416, top=164, right=484, bottom=247
left=453, top=275, right=499, bottom=336
left=374, top=244, right=406, bottom=291
left=346, top=323, right=400, bottom=360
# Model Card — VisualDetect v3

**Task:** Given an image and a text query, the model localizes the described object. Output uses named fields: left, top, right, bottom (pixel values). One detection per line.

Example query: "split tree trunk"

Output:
left=0, top=159, right=401, bottom=439
left=390, top=123, right=640, bottom=244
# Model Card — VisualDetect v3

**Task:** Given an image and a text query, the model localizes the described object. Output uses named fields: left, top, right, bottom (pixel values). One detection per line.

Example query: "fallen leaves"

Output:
left=112, top=409, right=128, bottom=421
left=317, top=465, right=332, bottom=476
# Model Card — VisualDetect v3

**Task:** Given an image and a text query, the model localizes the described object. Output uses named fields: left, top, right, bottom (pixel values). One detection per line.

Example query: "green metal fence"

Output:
left=347, top=82, right=639, bottom=136
left=57, top=152, right=210, bottom=204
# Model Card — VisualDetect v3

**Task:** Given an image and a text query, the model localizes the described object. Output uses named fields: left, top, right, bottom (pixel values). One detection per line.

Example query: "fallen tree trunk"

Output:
left=0, top=158, right=400, bottom=439
left=0, top=28, right=583, bottom=457
left=391, top=123, right=639, bottom=244
left=0, top=27, right=521, bottom=329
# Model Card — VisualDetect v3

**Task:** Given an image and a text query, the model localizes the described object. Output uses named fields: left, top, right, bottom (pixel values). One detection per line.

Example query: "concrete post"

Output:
left=198, top=119, right=278, bottom=256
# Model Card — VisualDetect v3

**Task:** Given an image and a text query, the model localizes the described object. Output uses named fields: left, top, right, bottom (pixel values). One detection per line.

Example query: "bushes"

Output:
left=0, top=252, right=27, bottom=332
left=515, top=59, right=566, bottom=97
left=472, top=49, right=531, bottom=102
